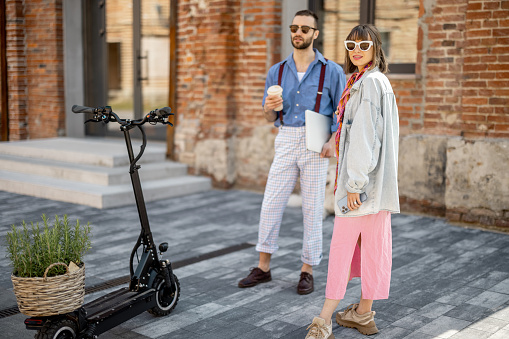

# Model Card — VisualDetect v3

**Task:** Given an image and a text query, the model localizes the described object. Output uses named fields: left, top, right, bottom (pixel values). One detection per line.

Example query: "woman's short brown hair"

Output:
left=343, top=24, right=388, bottom=74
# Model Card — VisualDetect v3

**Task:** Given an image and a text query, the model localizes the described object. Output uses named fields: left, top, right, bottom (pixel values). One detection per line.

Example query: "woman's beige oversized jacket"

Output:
left=334, top=66, right=400, bottom=217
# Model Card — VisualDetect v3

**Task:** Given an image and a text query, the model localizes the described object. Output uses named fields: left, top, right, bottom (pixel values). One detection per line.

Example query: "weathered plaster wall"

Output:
left=446, top=138, right=509, bottom=227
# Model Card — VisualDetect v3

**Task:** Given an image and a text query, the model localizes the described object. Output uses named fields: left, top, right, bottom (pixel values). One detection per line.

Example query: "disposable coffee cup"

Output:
left=267, top=85, right=283, bottom=111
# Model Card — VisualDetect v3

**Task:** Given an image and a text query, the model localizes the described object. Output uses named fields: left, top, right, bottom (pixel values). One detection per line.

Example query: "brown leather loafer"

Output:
left=297, top=271, right=314, bottom=295
left=238, top=267, right=272, bottom=288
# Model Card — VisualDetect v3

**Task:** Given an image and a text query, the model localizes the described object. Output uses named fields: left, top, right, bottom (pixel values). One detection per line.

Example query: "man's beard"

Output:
left=291, top=36, right=313, bottom=49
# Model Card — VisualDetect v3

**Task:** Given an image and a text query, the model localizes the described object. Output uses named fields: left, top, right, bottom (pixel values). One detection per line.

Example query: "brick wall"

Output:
left=5, top=0, right=65, bottom=140
left=400, top=0, right=509, bottom=139
left=174, top=0, right=281, bottom=187
left=5, top=0, right=28, bottom=141
left=462, top=0, right=509, bottom=138
left=396, top=0, right=509, bottom=228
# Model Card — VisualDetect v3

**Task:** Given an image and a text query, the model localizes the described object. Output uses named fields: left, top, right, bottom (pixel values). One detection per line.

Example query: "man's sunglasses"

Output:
left=289, top=25, right=317, bottom=34
left=344, top=40, right=373, bottom=52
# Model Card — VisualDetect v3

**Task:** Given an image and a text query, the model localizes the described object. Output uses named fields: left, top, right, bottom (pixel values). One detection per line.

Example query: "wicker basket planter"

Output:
left=11, top=262, right=86, bottom=317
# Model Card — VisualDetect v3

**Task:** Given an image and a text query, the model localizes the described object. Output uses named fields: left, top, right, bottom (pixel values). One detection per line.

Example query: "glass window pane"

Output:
left=375, top=0, right=419, bottom=64
left=323, top=0, right=361, bottom=65
left=141, top=0, right=170, bottom=113
left=106, top=0, right=134, bottom=122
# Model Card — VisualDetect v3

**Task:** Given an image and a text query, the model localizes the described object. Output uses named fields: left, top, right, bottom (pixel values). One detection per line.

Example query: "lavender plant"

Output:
left=6, top=215, right=92, bottom=278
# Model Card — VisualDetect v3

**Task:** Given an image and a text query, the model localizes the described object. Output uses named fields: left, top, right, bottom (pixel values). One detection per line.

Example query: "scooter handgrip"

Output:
left=72, top=105, right=95, bottom=114
left=158, top=107, right=172, bottom=115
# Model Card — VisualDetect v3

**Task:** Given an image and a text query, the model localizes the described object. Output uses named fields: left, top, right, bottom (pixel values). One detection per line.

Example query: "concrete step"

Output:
left=0, top=137, right=212, bottom=208
left=0, top=137, right=165, bottom=167
left=0, top=170, right=211, bottom=209
left=0, top=153, right=188, bottom=186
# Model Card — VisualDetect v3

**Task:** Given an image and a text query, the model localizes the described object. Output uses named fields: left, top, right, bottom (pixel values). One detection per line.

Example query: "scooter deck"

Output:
left=84, top=287, right=156, bottom=335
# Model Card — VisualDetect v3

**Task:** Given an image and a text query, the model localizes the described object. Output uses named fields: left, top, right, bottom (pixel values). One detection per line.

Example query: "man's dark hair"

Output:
left=294, top=9, right=319, bottom=27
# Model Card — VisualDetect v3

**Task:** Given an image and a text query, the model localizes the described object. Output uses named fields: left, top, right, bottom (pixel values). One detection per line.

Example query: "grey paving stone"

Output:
left=402, top=331, right=435, bottom=339
left=241, top=327, right=283, bottom=339
left=181, top=317, right=230, bottom=334
left=415, top=302, right=456, bottom=319
left=241, top=309, right=283, bottom=327
left=392, top=252, right=427, bottom=270
left=489, top=305, right=509, bottom=321
left=445, top=303, right=493, bottom=322
left=489, top=278, right=509, bottom=295
left=436, top=292, right=475, bottom=306
left=467, top=316, right=509, bottom=333
left=154, top=328, right=200, bottom=339
left=469, top=271, right=509, bottom=290
left=392, top=289, right=443, bottom=309
left=449, top=327, right=492, bottom=339
left=466, top=291, right=509, bottom=309
left=260, top=319, right=301, bottom=338
left=279, top=304, right=323, bottom=326
left=418, top=316, right=471, bottom=338
left=391, top=313, right=435, bottom=331
left=370, top=326, right=412, bottom=339
left=2, top=190, right=509, bottom=338
left=454, top=285, right=486, bottom=298
left=0, top=313, right=33, bottom=339
left=370, top=302, right=416, bottom=323
left=191, top=320, right=258, bottom=339
left=487, top=329, right=509, bottom=339
left=211, top=306, right=255, bottom=323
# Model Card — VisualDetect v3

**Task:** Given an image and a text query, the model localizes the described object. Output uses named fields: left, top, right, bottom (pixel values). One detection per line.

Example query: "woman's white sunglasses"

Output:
left=344, top=40, right=373, bottom=52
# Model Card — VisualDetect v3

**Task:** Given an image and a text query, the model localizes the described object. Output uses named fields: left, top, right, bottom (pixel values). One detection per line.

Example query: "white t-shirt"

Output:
left=297, top=72, right=305, bottom=82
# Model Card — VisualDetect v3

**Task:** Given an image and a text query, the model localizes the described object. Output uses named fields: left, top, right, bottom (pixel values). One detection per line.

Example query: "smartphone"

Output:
left=337, top=192, right=368, bottom=214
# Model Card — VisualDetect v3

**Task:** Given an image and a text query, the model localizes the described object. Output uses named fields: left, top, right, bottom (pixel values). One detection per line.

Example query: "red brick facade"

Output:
left=174, top=0, right=282, bottom=187
left=394, top=0, right=509, bottom=139
left=1, top=0, right=508, bottom=227
left=4, top=0, right=65, bottom=140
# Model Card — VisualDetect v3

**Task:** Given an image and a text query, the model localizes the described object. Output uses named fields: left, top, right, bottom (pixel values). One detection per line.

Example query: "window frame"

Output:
left=310, top=0, right=417, bottom=74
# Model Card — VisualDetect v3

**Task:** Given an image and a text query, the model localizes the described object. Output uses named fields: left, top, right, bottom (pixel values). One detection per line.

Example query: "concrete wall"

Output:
left=445, top=138, right=509, bottom=227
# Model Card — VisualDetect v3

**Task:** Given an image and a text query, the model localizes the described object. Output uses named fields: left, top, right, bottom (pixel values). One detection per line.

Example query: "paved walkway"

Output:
left=0, top=190, right=508, bottom=339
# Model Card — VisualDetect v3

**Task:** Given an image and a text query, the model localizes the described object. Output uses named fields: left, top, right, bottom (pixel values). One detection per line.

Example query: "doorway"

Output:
left=85, top=0, right=173, bottom=142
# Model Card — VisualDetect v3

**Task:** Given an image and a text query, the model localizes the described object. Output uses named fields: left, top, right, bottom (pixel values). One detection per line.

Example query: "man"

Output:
left=238, top=10, right=346, bottom=294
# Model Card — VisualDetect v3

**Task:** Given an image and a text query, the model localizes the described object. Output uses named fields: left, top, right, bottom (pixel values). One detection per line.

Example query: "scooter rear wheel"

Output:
left=148, top=274, right=180, bottom=316
left=35, top=318, right=77, bottom=339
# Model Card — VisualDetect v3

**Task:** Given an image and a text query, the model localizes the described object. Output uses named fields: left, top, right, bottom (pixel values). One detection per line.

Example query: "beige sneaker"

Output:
left=336, top=304, right=379, bottom=335
left=305, top=316, right=335, bottom=339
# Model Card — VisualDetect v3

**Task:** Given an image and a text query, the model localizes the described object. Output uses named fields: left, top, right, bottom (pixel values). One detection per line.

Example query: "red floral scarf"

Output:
left=333, top=62, right=372, bottom=194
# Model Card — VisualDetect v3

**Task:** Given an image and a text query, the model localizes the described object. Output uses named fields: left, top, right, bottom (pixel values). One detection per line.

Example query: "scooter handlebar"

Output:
left=72, top=104, right=174, bottom=126
left=72, top=105, right=96, bottom=114
left=157, top=107, right=172, bottom=116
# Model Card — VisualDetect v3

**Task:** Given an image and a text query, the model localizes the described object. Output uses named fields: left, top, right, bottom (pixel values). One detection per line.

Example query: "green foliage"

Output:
left=5, top=215, right=92, bottom=278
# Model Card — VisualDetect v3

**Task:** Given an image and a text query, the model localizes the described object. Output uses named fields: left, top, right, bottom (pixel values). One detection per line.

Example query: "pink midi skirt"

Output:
left=325, top=211, right=392, bottom=300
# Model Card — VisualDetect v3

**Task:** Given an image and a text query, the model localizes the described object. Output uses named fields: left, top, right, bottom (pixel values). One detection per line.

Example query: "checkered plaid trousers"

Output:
left=256, top=126, right=329, bottom=266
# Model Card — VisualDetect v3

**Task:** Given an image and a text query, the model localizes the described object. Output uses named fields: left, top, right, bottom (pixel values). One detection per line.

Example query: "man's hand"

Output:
left=263, top=94, right=283, bottom=122
left=320, top=132, right=336, bottom=158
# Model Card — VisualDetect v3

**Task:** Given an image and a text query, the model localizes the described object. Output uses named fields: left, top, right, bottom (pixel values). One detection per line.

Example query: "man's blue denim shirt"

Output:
left=262, top=49, right=347, bottom=133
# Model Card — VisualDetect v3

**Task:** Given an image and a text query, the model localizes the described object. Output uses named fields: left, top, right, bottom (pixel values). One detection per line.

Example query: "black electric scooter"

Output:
left=23, top=105, right=181, bottom=339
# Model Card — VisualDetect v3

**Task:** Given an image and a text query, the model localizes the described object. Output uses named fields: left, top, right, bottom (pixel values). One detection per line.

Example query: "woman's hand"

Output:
left=347, top=192, right=361, bottom=211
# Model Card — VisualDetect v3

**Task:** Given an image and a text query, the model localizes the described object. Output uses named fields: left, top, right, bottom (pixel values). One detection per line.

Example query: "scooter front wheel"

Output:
left=148, top=274, right=180, bottom=316
left=35, top=318, right=77, bottom=339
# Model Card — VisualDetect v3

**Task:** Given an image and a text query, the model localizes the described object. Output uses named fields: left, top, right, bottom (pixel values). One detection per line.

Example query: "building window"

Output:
left=318, top=0, right=418, bottom=73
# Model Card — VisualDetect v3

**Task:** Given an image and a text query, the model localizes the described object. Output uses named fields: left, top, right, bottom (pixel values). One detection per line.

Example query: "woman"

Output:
left=305, top=24, right=399, bottom=339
